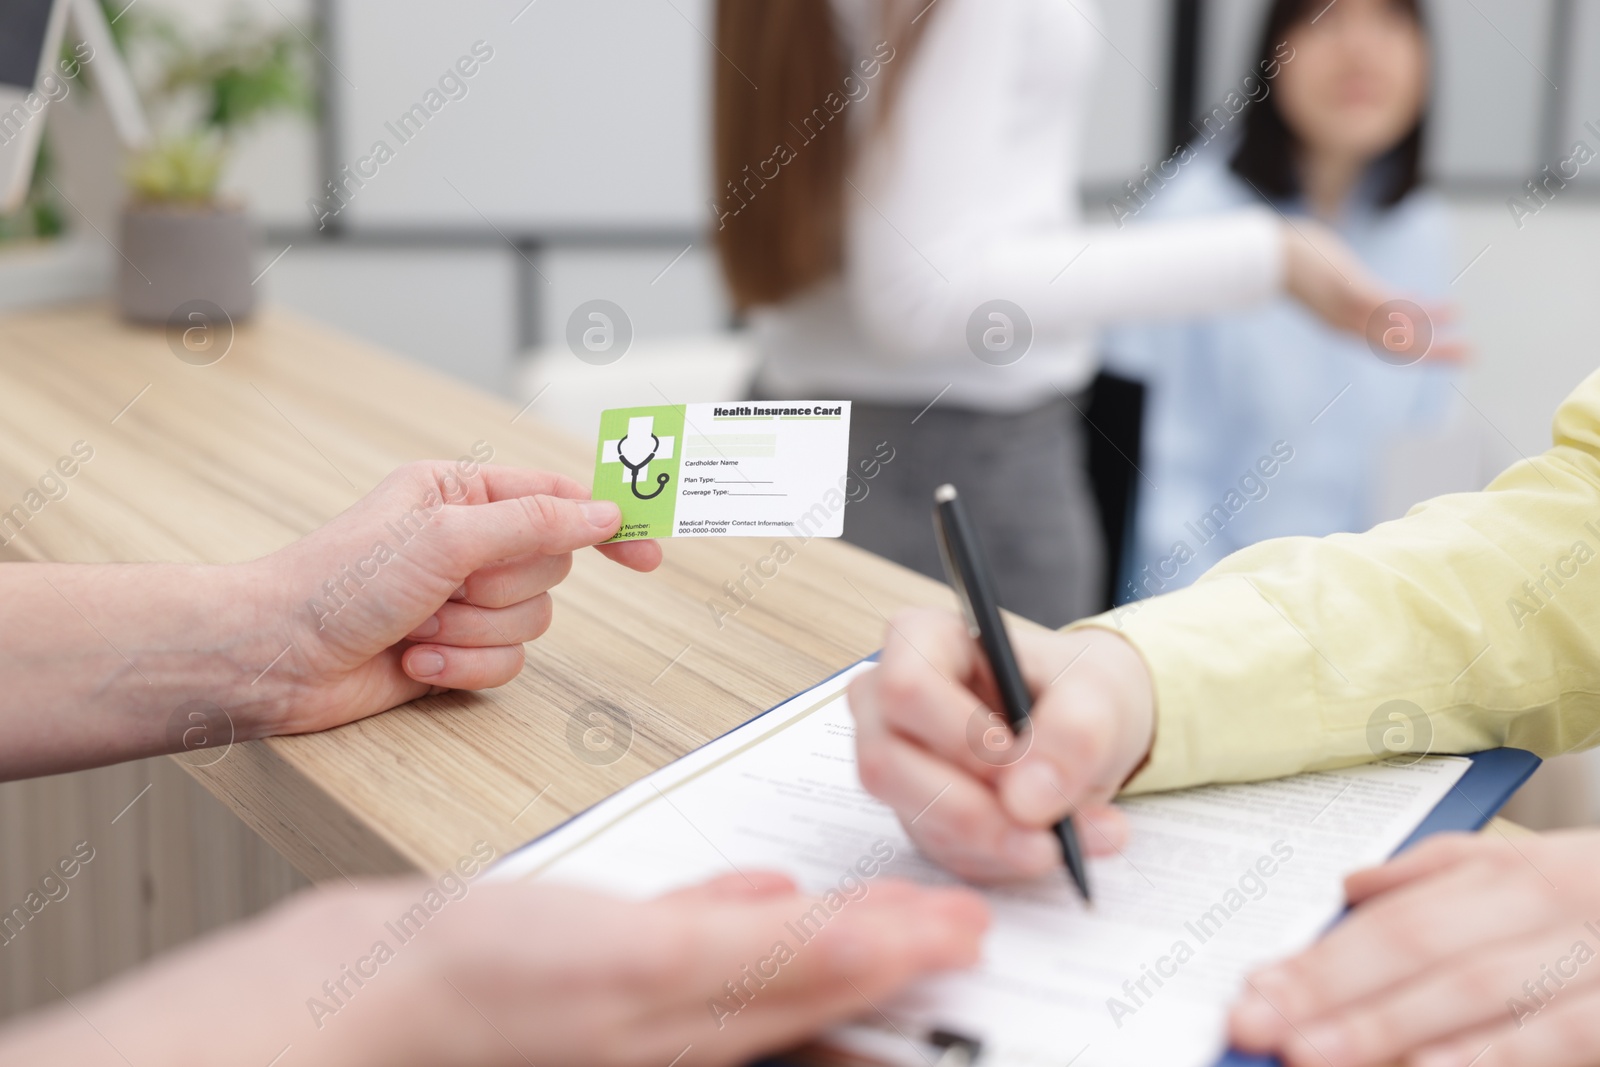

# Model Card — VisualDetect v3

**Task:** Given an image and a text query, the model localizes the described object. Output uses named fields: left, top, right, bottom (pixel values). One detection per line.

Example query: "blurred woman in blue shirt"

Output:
left=1105, top=0, right=1458, bottom=603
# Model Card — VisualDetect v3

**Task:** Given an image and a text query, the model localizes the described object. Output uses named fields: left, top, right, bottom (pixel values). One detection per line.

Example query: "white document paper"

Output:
left=492, top=663, right=1470, bottom=1067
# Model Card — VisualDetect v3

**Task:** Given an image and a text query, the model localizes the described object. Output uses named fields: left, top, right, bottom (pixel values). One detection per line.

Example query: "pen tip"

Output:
left=934, top=484, right=958, bottom=503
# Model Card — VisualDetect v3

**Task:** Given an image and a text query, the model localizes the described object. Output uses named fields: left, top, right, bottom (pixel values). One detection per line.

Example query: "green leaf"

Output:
left=124, top=135, right=228, bottom=203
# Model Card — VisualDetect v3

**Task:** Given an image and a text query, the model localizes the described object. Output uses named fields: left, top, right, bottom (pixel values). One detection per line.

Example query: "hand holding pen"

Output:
left=846, top=489, right=1158, bottom=886
left=931, top=484, right=1091, bottom=899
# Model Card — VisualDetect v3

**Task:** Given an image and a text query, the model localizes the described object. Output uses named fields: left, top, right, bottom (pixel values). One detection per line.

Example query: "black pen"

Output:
left=932, top=483, right=1092, bottom=902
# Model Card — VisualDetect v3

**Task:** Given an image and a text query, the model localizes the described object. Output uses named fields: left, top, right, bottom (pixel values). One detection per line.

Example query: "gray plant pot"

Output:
left=116, top=201, right=257, bottom=325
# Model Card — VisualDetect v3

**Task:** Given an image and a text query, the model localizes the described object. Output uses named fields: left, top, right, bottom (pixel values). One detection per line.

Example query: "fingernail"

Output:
left=1010, top=761, right=1065, bottom=822
left=409, top=614, right=441, bottom=639
left=1232, top=995, right=1282, bottom=1043
left=916, top=900, right=983, bottom=965
left=1252, top=968, right=1288, bottom=998
left=410, top=650, right=446, bottom=677
left=1090, top=809, right=1128, bottom=850
left=581, top=500, right=620, bottom=528
left=926, top=889, right=989, bottom=935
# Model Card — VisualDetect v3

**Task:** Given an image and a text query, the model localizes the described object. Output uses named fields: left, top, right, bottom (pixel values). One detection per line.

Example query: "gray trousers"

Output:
left=840, top=398, right=1106, bottom=629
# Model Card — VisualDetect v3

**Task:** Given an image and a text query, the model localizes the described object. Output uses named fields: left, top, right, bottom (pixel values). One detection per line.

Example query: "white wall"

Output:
left=1074, top=0, right=1168, bottom=184
left=262, top=244, right=521, bottom=392
left=328, top=0, right=713, bottom=232
left=1450, top=196, right=1600, bottom=457
left=536, top=244, right=729, bottom=350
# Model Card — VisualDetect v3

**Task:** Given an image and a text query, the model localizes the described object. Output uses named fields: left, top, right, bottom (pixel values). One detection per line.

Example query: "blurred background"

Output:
left=5, top=0, right=1600, bottom=1019
left=14, top=0, right=1600, bottom=457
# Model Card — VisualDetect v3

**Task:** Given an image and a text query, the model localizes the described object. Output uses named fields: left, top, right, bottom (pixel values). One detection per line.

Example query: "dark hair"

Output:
left=713, top=1, right=929, bottom=311
left=1230, top=0, right=1429, bottom=209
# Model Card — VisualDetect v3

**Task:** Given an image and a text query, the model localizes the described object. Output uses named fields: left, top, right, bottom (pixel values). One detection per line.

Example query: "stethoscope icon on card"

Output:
left=617, top=431, right=670, bottom=500
left=603, top=416, right=676, bottom=501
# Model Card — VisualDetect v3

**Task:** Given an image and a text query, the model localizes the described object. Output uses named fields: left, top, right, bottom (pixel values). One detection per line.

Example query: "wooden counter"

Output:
left=0, top=303, right=954, bottom=882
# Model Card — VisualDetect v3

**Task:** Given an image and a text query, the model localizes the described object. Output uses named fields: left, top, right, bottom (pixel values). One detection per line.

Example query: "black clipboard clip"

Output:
left=780, top=1026, right=984, bottom=1067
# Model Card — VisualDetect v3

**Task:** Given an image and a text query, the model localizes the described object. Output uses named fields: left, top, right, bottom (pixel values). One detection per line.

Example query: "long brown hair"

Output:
left=1230, top=0, right=1429, bottom=209
left=712, top=1, right=922, bottom=310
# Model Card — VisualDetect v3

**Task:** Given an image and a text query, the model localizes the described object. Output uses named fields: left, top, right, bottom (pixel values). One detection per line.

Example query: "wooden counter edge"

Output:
left=174, top=739, right=418, bottom=882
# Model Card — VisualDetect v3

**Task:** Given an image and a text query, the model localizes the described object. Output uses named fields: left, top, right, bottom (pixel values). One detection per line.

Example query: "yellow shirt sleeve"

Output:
left=1073, top=368, right=1600, bottom=795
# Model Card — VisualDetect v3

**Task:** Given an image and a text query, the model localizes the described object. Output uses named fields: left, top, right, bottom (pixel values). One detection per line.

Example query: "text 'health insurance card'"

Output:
left=593, top=402, right=851, bottom=541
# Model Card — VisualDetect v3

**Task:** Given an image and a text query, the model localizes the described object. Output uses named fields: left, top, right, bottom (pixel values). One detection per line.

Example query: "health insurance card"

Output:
left=592, top=402, right=852, bottom=542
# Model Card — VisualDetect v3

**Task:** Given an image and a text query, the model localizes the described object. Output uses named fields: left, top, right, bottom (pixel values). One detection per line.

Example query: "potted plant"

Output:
left=115, top=12, right=315, bottom=324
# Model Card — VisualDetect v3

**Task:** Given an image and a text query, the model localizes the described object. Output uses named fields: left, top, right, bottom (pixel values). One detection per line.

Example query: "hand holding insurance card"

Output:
left=593, top=402, right=853, bottom=541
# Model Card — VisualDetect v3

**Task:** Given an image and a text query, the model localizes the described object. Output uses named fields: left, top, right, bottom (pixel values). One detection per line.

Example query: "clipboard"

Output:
left=1212, top=746, right=1541, bottom=1067
left=497, top=657, right=1541, bottom=1067
left=762, top=746, right=1542, bottom=1067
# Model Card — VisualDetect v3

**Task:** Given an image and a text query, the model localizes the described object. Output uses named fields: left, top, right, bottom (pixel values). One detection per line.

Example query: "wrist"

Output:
left=1086, top=629, right=1157, bottom=788
left=189, top=558, right=307, bottom=745
left=13, top=886, right=432, bottom=1067
left=1054, top=625, right=1156, bottom=789
left=285, top=883, right=470, bottom=1067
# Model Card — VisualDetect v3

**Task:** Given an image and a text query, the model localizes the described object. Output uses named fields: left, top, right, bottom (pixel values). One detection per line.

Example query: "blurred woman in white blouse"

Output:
left=712, top=0, right=1419, bottom=627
